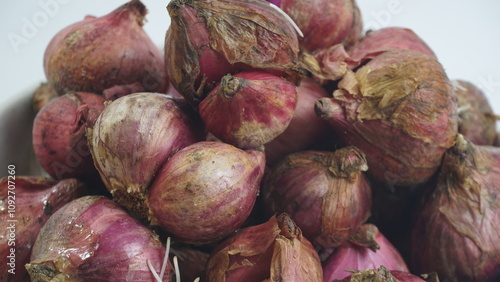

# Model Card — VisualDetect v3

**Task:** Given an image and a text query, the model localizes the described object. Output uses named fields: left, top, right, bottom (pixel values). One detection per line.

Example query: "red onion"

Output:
left=0, top=177, right=85, bottom=282
left=148, top=141, right=265, bottom=244
left=453, top=79, right=498, bottom=145
left=322, top=224, right=409, bottom=281
left=410, top=134, right=500, bottom=282
left=315, top=49, right=458, bottom=187
left=262, top=147, right=372, bottom=248
left=165, top=0, right=302, bottom=108
left=44, top=0, right=166, bottom=95
left=199, top=71, right=298, bottom=149
left=267, top=0, right=363, bottom=52
left=25, top=196, right=172, bottom=281
left=32, top=92, right=105, bottom=181
left=205, top=213, right=323, bottom=281
left=337, top=266, right=429, bottom=282
left=87, top=92, right=203, bottom=221
left=264, top=77, right=331, bottom=165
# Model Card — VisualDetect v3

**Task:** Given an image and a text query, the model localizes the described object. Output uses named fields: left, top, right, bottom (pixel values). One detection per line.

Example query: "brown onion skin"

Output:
left=148, top=141, right=265, bottom=244
left=87, top=92, right=203, bottom=222
left=33, top=82, right=58, bottom=113
left=338, top=266, right=426, bottom=282
left=453, top=79, right=498, bottom=146
left=262, top=147, right=372, bottom=248
left=264, top=77, right=331, bottom=166
left=316, top=49, right=458, bottom=187
left=32, top=92, right=106, bottom=181
left=206, top=213, right=323, bottom=282
left=410, top=134, right=500, bottom=282
left=44, top=0, right=165, bottom=95
left=199, top=71, right=298, bottom=149
left=165, top=0, right=302, bottom=108
left=0, top=177, right=85, bottom=282
left=26, top=196, right=172, bottom=282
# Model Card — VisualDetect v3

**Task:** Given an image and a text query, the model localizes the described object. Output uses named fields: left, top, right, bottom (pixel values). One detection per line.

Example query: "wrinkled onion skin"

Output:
left=262, top=148, right=371, bottom=248
left=149, top=141, right=265, bottom=244
left=0, top=177, right=85, bottom=282
left=316, top=49, right=458, bottom=186
left=411, top=135, right=500, bottom=282
left=338, top=266, right=425, bottom=282
left=32, top=92, right=105, bottom=181
left=26, top=196, right=171, bottom=282
left=44, top=0, right=165, bottom=95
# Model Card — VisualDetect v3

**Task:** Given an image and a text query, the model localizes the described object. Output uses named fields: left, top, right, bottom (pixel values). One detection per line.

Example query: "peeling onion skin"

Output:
left=148, top=141, right=266, bottom=245
left=199, top=71, right=298, bottom=149
left=205, top=213, right=323, bottom=282
left=0, top=177, right=85, bottom=282
left=453, top=79, right=498, bottom=146
left=32, top=92, right=105, bottom=181
left=87, top=93, right=204, bottom=222
left=44, top=0, right=166, bottom=96
left=338, top=266, right=427, bottom=282
left=315, top=49, right=458, bottom=187
left=26, top=196, right=172, bottom=282
left=262, top=147, right=372, bottom=248
left=410, top=135, right=500, bottom=282
left=165, top=0, right=302, bottom=108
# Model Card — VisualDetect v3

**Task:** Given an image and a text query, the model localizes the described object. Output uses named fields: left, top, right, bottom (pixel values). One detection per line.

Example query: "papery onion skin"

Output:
left=322, top=224, right=409, bottom=281
left=337, top=266, right=426, bottom=282
left=0, top=177, right=85, bottom=282
left=44, top=0, right=166, bottom=96
left=262, top=147, right=372, bottom=248
left=315, top=49, right=458, bottom=187
left=32, top=92, right=105, bottom=181
left=410, top=134, right=500, bottom=282
left=264, top=77, right=330, bottom=166
left=206, top=213, right=323, bottom=282
left=148, top=141, right=265, bottom=244
left=87, top=92, right=203, bottom=222
left=165, top=0, right=302, bottom=108
left=453, top=79, right=498, bottom=146
left=26, top=196, right=172, bottom=282
left=199, top=71, right=297, bottom=149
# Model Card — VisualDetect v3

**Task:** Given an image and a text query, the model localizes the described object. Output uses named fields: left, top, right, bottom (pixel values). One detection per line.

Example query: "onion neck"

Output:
left=220, top=74, right=244, bottom=98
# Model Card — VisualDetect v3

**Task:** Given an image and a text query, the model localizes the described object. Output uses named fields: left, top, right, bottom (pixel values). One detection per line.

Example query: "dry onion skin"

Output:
left=316, top=49, right=458, bottom=187
left=410, top=134, right=500, bottom=282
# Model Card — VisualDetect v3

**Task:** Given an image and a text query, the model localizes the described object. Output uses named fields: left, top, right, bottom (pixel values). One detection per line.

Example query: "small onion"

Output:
left=410, top=134, right=500, bottom=282
left=87, top=92, right=203, bottom=221
left=148, top=141, right=266, bottom=244
left=25, top=196, right=172, bottom=281
left=0, top=177, right=85, bottom=282
left=205, top=213, right=323, bottom=281
left=262, top=147, right=372, bottom=248
left=199, top=71, right=298, bottom=149
left=44, top=0, right=166, bottom=95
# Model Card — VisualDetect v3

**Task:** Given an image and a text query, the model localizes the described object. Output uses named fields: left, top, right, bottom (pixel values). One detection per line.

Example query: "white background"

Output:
left=1, top=0, right=499, bottom=174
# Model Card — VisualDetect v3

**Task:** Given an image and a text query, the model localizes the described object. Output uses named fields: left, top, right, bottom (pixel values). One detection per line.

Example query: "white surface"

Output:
left=1, top=0, right=499, bottom=175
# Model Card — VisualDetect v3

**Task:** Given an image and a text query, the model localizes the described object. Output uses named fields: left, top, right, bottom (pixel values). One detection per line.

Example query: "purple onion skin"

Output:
left=410, top=135, right=500, bottom=282
left=26, top=196, right=172, bottom=281
left=32, top=92, right=106, bottom=181
left=0, top=177, right=85, bottom=282
left=149, top=141, right=265, bottom=244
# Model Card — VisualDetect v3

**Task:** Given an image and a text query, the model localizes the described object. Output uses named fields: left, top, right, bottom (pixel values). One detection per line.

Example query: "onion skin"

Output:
left=410, top=134, right=500, bottom=282
left=165, top=0, right=302, bottom=108
left=87, top=92, right=203, bottom=221
left=199, top=71, right=298, bottom=149
left=0, top=177, right=85, bottom=282
left=262, top=147, right=372, bottom=248
left=453, top=79, right=498, bottom=146
left=26, top=196, right=172, bottom=282
left=315, top=49, right=458, bottom=187
left=264, top=77, right=330, bottom=166
left=148, top=141, right=265, bottom=244
left=322, top=224, right=409, bottom=281
left=44, top=0, right=165, bottom=95
left=337, top=266, right=426, bottom=282
left=32, top=92, right=105, bottom=181
left=33, top=82, right=58, bottom=113
left=205, top=213, right=323, bottom=282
